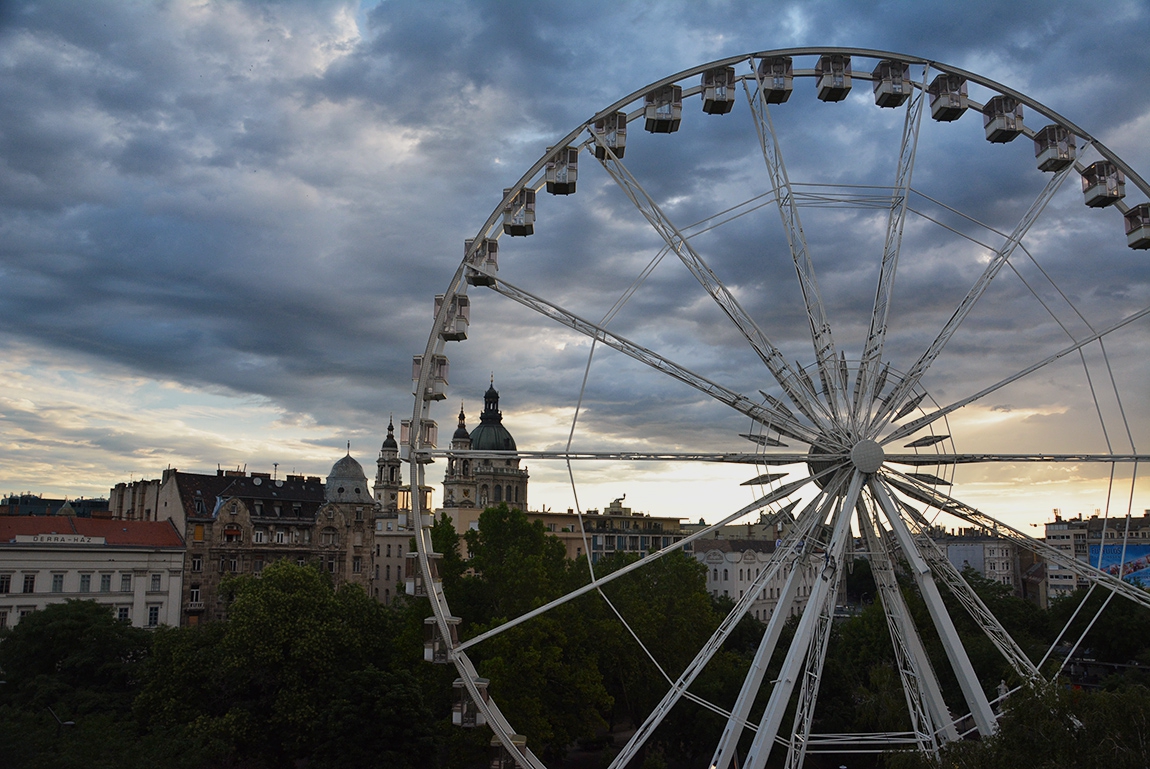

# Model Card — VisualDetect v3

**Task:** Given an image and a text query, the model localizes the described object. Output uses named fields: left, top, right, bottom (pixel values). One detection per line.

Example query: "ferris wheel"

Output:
left=409, top=47, right=1150, bottom=768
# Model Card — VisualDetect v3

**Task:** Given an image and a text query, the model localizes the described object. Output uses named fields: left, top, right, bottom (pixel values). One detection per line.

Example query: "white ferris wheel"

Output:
left=409, top=47, right=1150, bottom=768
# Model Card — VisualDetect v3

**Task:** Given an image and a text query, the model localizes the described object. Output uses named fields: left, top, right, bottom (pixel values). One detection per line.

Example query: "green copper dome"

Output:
left=468, top=383, right=516, bottom=451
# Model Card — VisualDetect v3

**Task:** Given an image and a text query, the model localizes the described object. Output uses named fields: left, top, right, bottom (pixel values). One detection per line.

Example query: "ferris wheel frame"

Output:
left=408, top=46, right=1150, bottom=768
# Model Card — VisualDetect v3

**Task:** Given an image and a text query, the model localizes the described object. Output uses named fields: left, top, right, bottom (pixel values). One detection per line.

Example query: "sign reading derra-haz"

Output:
left=13, top=534, right=106, bottom=545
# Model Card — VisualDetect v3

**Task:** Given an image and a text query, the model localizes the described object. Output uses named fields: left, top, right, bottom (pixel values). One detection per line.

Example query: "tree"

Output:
left=136, top=561, right=434, bottom=768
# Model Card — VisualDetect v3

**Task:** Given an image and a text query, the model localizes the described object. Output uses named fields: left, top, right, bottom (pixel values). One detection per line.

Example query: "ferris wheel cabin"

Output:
left=1033, top=124, right=1076, bottom=172
left=464, top=238, right=498, bottom=286
left=502, top=187, right=536, bottom=236
left=423, top=616, right=461, bottom=663
left=644, top=84, right=683, bottom=133
left=701, top=66, right=737, bottom=114
left=452, top=678, right=490, bottom=728
left=545, top=145, right=578, bottom=195
left=983, top=95, right=1024, bottom=143
left=435, top=293, right=470, bottom=341
left=593, top=111, right=627, bottom=159
left=412, top=354, right=449, bottom=402
left=1081, top=161, right=1125, bottom=207
left=405, top=551, right=442, bottom=597
left=757, top=55, right=793, bottom=103
left=872, top=59, right=911, bottom=108
left=814, top=54, right=851, bottom=102
left=1125, top=204, right=1150, bottom=249
left=927, top=73, right=967, bottom=121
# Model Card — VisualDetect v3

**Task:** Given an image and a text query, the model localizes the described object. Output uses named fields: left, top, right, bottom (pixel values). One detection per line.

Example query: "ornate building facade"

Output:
left=442, top=382, right=528, bottom=511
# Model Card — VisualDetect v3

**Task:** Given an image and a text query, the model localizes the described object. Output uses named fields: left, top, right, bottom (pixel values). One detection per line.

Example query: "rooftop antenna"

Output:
left=273, top=462, right=279, bottom=480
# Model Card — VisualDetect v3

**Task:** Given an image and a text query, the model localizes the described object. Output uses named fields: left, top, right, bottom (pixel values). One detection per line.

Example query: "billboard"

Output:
left=1088, top=544, right=1150, bottom=586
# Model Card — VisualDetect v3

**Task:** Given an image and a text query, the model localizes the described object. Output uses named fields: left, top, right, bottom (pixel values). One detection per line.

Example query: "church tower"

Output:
left=468, top=380, right=528, bottom=510
left=442, top=405, right=476, bottom=508
left=374, top=418, right=403, bottom=512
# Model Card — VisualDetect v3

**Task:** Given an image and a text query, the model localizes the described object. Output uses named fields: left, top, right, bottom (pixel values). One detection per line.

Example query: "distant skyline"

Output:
left=1, top=1, right=1148, bottom=531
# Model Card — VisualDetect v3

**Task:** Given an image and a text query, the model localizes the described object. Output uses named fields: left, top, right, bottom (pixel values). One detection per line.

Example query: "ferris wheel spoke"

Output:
left=881, top=470, right=1150, bottom=612
left=744, top=73, right=845, bottom=420
left=869, top=479, right=998, bottom=737
left=884, top=452, right=1150, bottom=466
left=425, top=448, right=816, bottom=464
left=710, top=486, right=848, bottom=769
left=483, top=272, right=822, bottom=444
left=869, top=160, right=1078, bottom=436
left=590, top=127, right=837, bottom=432
left=856, top=68, right=929, bottom=429
left=883, top=303, right=1150, bottom=445
left=611, top=486, right=839, bottom=769
left=455, top=471, right=829, bottom=655
left=892, top=490, right=1042, bottom=681
left=857, top=495, right=954, bottom=750
left=742, top=471, right=864, bottom=769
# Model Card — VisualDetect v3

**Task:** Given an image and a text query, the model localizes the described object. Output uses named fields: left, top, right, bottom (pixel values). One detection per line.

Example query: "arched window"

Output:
left=389, top=466, right=397, bottom=482
left=712, top=568, right=718, bottom=581
left=723, top=569, right=728, bottom=581
left=505, top=486, right=512, bottom=503
left=514, top=486, right=519, bottom=503
left=462, top=460, right=470, bottom=475
left=494, top=485, right=502, bottom=502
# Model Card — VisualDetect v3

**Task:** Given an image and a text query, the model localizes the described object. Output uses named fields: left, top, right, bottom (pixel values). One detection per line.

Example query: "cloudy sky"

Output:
left=1, top=0, right=1148, bottom=532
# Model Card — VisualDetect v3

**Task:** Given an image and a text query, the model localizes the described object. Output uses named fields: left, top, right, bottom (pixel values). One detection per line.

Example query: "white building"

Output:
left=695, top=539, right=818, bottom=623
left=0, top=516, right=185, bottom=629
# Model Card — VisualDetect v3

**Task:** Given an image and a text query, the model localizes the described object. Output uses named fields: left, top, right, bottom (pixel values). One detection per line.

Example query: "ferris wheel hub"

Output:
left=850, top=439, right=885, bottom=473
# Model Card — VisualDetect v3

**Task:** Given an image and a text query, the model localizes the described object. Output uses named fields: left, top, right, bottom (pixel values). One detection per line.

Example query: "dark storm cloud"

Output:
left=0, top=0, right=1148, bottom=495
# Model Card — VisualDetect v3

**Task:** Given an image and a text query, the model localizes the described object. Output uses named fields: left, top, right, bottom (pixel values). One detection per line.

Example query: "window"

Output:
left=386, top=564, right=391, bottom=580
left=117, top=607, right=130, bottom=622
left=254, top=560, right=264, bottom=574
left=397, top=545, right=402, bottom=556
left=253, top=529, right=266, bottom=544
left=22, top=574, right=35, bottom=593
left=355, top=507, right=363, bottom=521
left=0, top=612, right=6, bottom=629
left=229, top=558, right=238, bottom=572
left=100, top=574, right=112, bottom=592
left=189, top=586, right=201, bottom=603
left=327, top=557, right=336, bottom=573
left=193, top=524, right=204, bottom=541
left=353, top=557, right=362, bottom=574
left=51, top=574, right=64, bottom=593
left=292, top=503, right=301, bottom=516
left=275, top=530, right=286, bottom=544
left=120, top=574, right=132, bottom=592
left=254, top=501, right=264, bottom=515
left=150, top=574, right=161, bottom=592
left=148, top=606, right=160, bottom=627
left=79, top=574, right=91, bottom=592
left=723, top=569, right=728, bottom=581
left=191, top=555, right=202, bottom=572
left=0, top=574, right=10, bottom=594
left=321, top=527, right=338, bottom=547
left=223, top=526, right=242, bottom=543
left=387, top=544, right=392, bottom=557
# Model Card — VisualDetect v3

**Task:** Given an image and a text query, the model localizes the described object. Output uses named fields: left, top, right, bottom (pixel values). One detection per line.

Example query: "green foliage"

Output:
left=0, top=599, right=151, bottom=715
left=136, top=560, right=434, bottom=768
left=889, top=683, right=1150, bottom=769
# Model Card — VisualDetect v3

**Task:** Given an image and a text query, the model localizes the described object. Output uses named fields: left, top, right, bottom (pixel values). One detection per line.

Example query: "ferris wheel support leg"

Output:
left=859, top=499, right=955, bottom=749
left=608, top=485, right=840, bottom=769
left=708, top=494, right=838, bottom=769
left=870, top=480, right=997, bottom=737
left=741, top=471, right=864, bottom=769
left=898, top=500, right=1042, bottom=682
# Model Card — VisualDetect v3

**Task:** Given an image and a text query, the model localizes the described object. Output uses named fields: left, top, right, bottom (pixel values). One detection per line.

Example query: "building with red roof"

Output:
left=0, top=515, right=184, bottom=629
